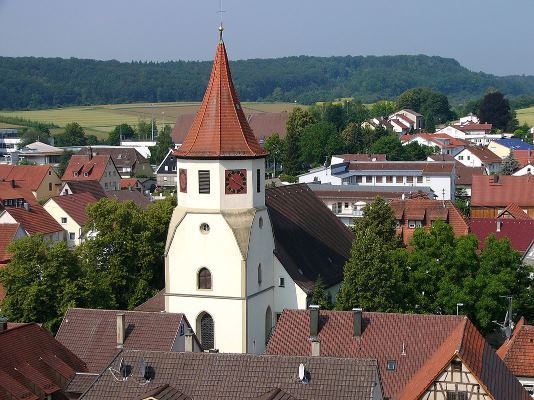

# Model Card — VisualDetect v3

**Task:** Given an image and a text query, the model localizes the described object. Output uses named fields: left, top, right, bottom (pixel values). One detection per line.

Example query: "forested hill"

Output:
left=2, top=54, right=534, bottom=110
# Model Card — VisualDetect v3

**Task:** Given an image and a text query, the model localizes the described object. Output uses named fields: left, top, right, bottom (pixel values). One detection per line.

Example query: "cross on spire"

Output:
left=217, top=0, right=226, bottom=41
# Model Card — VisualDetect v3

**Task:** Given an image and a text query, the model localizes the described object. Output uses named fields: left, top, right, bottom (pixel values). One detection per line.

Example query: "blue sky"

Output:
left=0, top=0, right=532, bottom=76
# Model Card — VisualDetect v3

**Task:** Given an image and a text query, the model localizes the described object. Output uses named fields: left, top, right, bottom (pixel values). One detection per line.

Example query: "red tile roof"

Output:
left=498, top=318, right=534, bottom=378
left=173, top=41, right=267, bottom=159
left=334, top=153, right=387, bottom=162
left=134, top=289, right=165, bottom=312
left=56, top=309, right=186, bottom=372
left=460, top=146, right=502, bottom=164
left=106, top=190, right=151, bottom=209
left=62, top=154, right=113, bottom=181
left=498, top=203, right=531, bottom=220
left=0, top=164, right=54, bottom=191
left=512, top=149, right=534, bottom=167
left=471, top=218, right=534, bottom=253
left=0, top=223, right=20, bottom=263
left=266, top=310, right=529, bottom=400
left=471, top=175, right=534, bottom=207
left=120, top=178, right=140, bottom=190
left=2, top=203, right=64, bottom=235
left=455, top=123, right=493, bottom=132
left=49, top=193, right=98, bottom=226
left=0, top=323, right=87, bottom=399
left=455, top=164, right=486, bottom=186
left=62, top=180, right=107, bottom=199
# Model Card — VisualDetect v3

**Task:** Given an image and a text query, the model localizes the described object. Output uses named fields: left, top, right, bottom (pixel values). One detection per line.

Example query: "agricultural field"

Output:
left=0, top=102, right=302, bottom=140
left=517, top=106, right=534, bottom=127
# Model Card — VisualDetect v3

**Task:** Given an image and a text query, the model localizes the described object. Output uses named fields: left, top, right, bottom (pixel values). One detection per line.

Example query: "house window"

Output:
left=467, top=156, right=471, bottom=160
left=198, top=170, right=210, bottom=194
left=48, top=182, right=52, bottom=191
left=61, top=217, right=67, bottom=224
left=344, top=203, right=349, bottom=208
left=197, top=312, right=214, bottom=351
left=257, top=169, right=261, bottom=193
left=408, top=220, right=423, bottom=229
left=386, top=360, right=396, bottom=371
left=259, top=217, right=263, bottom=229
left=451, top=360, right=462, bottom=373
left=48, top=170, right=51, bottom=176
left=179, top=324, right=185, bottom=336
left=395, top=176, right=403, bottom=184
left=446, top=392, right=468, bottom=400
left=386, top=176, right=393, bottom=183
left=377, top=176, right=384, bottom=183
left=356, top=176, right=363, bottom=183
left=73, top=172, right=78, bottom=177
left=366, top=176, right=373, bottom=183
left=200, top=223, right=210, bottom=234
left=406, top=176, right=413, bottom=183
left=417, top=176, right=423, bottom=183
left=258, top=264, right=262, bottom=286
left=69, top=232, right=75, bottom=240
left=164, top=166, right=168, bottom=171
left=458, top=155, right=464, bottom=160
left=198, top=268, right=212, bottom=290
left=105, top=182, right=109, bottom=189
left=279, top=277, right=285, bottom=287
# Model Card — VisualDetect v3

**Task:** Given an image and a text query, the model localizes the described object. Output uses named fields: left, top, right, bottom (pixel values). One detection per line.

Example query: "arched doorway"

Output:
left=196, top=312, right=214, bottom=351
left=265, top=306, right=272, bottom=345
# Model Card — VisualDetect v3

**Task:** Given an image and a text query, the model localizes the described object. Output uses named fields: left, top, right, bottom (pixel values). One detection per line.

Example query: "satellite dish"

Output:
left=119, top=358, right=127, bottom=378
left=298, top=363, right=305, bottom=381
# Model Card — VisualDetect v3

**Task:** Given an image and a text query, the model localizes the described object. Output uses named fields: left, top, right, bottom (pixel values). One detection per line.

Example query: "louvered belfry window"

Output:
left=198, top=170, right=210, bottom=194
left=200, top=313, right=214, bottom=350
left=198, top=268, right=212, bottom=289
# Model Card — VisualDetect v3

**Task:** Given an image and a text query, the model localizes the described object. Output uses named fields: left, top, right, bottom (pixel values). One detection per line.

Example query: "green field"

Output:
left=517, top=106, right=534, bottom=127
left=0, top=102, right=303, bottom=139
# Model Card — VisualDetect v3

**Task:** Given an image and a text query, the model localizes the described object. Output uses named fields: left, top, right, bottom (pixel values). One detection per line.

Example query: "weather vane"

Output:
left=217, top=0, right=226, bottom=41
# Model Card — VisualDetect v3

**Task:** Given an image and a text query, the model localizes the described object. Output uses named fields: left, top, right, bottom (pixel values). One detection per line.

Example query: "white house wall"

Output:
left=298, top=167, right=340, bottom=184
left=43, top=199, right=83, bottom=247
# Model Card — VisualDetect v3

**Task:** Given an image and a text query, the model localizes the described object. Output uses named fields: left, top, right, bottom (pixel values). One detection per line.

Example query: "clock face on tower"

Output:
left=225, top=169, right=247, bottom=194
left=179, top=168, right=187, bottom=193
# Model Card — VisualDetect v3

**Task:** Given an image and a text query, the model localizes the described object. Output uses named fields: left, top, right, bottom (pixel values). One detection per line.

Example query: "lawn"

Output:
left=517, top=106, right=534, bottom=127
left=0, top=102, right=303, bottom=140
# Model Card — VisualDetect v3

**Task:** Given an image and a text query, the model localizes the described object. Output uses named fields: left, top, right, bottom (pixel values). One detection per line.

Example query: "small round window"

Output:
left=200, top=223, right=210, bottom=234
left=259, top=217, right=263, bottom=229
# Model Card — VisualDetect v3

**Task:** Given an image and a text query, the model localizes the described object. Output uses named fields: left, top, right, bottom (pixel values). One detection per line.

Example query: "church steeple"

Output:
left=174, top=30, right=268, bottom=159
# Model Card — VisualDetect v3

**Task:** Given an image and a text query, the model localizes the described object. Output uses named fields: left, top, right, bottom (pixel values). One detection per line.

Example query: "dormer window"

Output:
left=83, top=172, right=89, bottom=177
left=73, top=172, right=79, bottom=177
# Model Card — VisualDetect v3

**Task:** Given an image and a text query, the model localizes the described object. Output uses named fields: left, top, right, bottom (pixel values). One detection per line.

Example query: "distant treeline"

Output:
left=1, top=54, right=534, bottom=110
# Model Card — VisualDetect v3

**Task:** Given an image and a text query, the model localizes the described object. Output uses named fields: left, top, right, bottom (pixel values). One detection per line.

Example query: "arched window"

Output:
left=197, top=312, right=215, bottom=350
left=265, top=306, right=272, bottom=345
left=257, top=263, right=262, bottom=286
left=198, top=268, right=212, bottom=290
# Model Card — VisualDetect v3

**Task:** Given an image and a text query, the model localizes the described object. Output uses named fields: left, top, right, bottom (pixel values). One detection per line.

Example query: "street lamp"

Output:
left=456, top=303, right=464, bottom=315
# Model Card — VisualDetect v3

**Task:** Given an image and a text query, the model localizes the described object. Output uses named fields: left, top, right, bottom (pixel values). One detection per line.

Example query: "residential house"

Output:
left=400, top=133, right=467, bottom=156
left=515, top=163, right=534, bottom=176
left=389, top=109, right=424, bottom=131
left=119, top=139, right=155, bottom=159
left=0, top=128, right=20, bottom=162
left=78, top=350, right=383, bottom=400
left=471, top=175, right=534, bottom=218
left=43, top=193, right=99, bottom=247
left=428, top=154, right=486, bottom=197
left=0, top=164, right=61, bottom=201
left=362, top=116, right=394, bottom=132
left=60, top=180, right=107, bottom=199
left=389, top=199, right=469, bottom=245
left=63, top=154, right=121, bottom=191
left=456, top=122, right=492, bottom=135
left=155, top=149, right=177, bottom=188
left=56, top=309, right=201, bottom=374
left=488, top=138, right=534, bottom=167
left=498, top=318, right=534, bottom=395
left=437, top=124, right=502, bottom=146
left=266, top=308, right=530, bottom=400
left=0, top=322, right=88, bottom=399
left=455, top=146, right=502, bottom=174
left=120, top=177, right=143, bottom=191
left=459, top=113, right=480, bottom=125
left=308, top=183, right=433, bottom=226
left=78, top=146, right=153, bottom=178
left=299, top=161, right=456, bottom=200
left=12, top=141, right=64, bottom=165
left=106, top=189, right=151, bottom=209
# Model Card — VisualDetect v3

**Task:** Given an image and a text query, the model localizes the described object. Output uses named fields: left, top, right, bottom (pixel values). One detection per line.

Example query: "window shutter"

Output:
left=198, top=170, right=210, bottom=194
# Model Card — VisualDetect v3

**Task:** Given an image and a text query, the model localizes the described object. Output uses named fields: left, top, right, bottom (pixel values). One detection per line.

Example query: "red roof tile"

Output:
left=455, top=123, right=493, bottom=132
left=471, top=175, right=534, bottom=207
left=0, top=223, right=21, bottom=263
left=0, top=164, right=54, bottom=191
left=62, top=154, right=113, bottom=182
left=120, top=178, right=140, bottom=190
left=2, top=203, right=64, bottom=235
left=173, top=40, right=268, bottom=159
left=512, top=149, right=534, bottom=167
left=471, top=218, right=534, bottom=253
left=461, top=146, right=502, bottom=164
left=134, top=289, right=165, bottom=312
left=498, top=318, right=534, bottom=378
left=0, top=323, right=86, bottom=399
left=49, top=193, right=98, bottom=226
left=334, top=153, right=387, bottom=162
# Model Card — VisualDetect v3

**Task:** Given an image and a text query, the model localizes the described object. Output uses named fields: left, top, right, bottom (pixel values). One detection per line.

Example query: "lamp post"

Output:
left=456, top=303, right=464, bottom=315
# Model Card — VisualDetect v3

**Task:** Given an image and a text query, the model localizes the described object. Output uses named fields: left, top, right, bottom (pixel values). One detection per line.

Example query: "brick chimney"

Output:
left=353, top=308, right=363, bottom=338
left=309, top=305, right=320, bottom=356
left=117, top=313, right=125, bottom=348
left=184, top=327, right=194, bottom=352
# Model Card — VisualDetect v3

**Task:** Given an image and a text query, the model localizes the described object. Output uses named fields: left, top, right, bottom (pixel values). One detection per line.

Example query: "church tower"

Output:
left=165, top=26, right=275, bottom=354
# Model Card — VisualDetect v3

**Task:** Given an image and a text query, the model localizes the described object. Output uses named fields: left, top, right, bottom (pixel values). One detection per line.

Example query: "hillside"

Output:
left=1, top=54, right=534, bottom=110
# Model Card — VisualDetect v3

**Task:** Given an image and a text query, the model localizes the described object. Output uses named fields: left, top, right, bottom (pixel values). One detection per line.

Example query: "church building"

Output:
left=164, top=26, right=353, bottom=354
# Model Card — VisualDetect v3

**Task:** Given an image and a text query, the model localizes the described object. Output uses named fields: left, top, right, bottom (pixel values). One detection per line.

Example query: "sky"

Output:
left=0, top=0, right=533, bottom=76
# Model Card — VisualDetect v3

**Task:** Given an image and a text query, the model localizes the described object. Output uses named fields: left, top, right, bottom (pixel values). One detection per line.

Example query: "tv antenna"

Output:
left=493, top=295, right=514, bottom=339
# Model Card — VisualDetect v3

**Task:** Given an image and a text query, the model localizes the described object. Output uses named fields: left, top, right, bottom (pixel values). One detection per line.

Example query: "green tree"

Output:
left=501, top=152, right=520, bottom=175
left=369, top=101, right=397, bottom=118
left=283, top=130, right=301, bottom=176
left=310, top=275, right=333, bottom=310
left=136, top=119, right=158, bottom=140
left=263, top=133, right=285, bottom=177
left=287, top=107, right=315, bottom=136
left=479, top=91, right=517, bottom=131
left=299, top=122, right=341, bottom=166
left=18, top=128, right=51, bottom=148
left=54, top=122, right=87, bottom=147
left=370, top=134, right=405, bottom=160
left=341, top=122, right=362, bottom=153
left=397, top=88, right=454, bottom=125
left=107, top=123, right=135, bottom=146
left=149, top=124, right=174, bottom=165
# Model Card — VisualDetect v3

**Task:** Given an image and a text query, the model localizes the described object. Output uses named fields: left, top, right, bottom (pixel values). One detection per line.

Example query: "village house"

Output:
left=0, top=164, right=61, bottom=201
left=120, top=177, right=143, bottom=191
left=514, top=163, right=534, bottom=176
left=389, top=198, right=469, bottom=245
left=362, top=116, right=394, bottom=132
left=498, top=317, right=534, bottom=395
left=427, top=154, right=486, bottom=197
left=78, top=146, right=153, bottom=178
left=0, top=127, right=20, bottom=162
left=389, top=109, right=424, bottom=132
left=436, top=124, right=503, bottom=146
left=299, top=160, right=456, bottom=200
left=400, top=133, right=467, bottom=156
left=155, top=149, right=177, bottom=188
left=454, top=146, right=502, bottom=174
left=0, top=322, right=88, bottom=399
left=488, top=138, right=534, bottom=167
left=43, top=192, right=99, bottom=247
left=471, top=217, right=534, bottom=254
left=266, top=307, right=530, bottom=400
left=106, top=189, right=151, bottom=209
left=471, top=175, right=534, bottom=218
left=60, top=180, right=107, bottom=199
left=11, top=140, right=64, bottom=165
left=63, top=154, right=121, bottom=191
left=331, top=153, right=387, bottom=164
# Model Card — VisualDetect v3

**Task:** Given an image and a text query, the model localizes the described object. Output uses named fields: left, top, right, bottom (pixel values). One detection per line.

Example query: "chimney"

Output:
left=23, top=202, right=30, bottom=212
left=497, top=220, right=502, bottom=232
left=0, top=317, right=7, bottom=333
left=117, top=313, right=125, bottom=348
left=184, top=327, right=194, bottom=352
left=10, top=179, right=15, bottom=188
left=353, top=308, right=363, bottom=338
left=309, top=305, right=320, bottom=339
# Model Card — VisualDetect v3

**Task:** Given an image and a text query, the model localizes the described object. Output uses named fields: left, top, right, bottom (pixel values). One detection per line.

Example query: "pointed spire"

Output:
left=174, top=34, right=268, bottom=159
